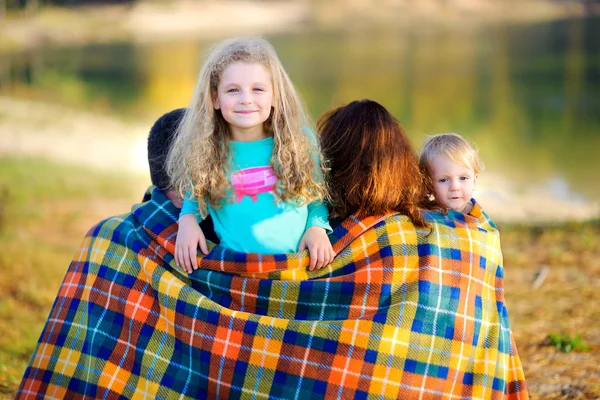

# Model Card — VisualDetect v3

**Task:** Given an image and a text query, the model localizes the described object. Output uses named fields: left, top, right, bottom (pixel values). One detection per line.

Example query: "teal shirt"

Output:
left=181, top=136, right=331, bottom=254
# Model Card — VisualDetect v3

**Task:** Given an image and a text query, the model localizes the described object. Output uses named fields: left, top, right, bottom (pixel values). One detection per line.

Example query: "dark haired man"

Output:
left=147, top=108, right=217, bottom=242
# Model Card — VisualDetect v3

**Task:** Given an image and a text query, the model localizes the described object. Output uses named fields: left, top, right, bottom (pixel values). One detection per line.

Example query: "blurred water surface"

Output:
left=1, top=16, right=598, bottom=220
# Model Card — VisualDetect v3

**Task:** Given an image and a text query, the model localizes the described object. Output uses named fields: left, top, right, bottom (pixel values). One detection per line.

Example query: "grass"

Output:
left=546, top=333, right=590, bottom=353
left=498, top=219, right=600, bottom=398
left=0, top=156, right=140, bottom=397
left=0, top=155, right=599, bottom=398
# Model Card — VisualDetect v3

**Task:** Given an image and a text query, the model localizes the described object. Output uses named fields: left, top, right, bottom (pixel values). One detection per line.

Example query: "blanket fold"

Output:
left=17, top=187, right=527, bottom=399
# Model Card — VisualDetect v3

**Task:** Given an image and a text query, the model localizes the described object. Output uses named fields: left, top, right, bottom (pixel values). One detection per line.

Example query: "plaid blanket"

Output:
left=17, top=187, right=527, bottom=399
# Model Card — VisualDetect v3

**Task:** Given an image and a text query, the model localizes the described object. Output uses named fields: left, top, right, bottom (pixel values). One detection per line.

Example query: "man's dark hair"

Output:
left=147, top=108, right=220, bottom=244
left=148, top=108, right=186, bottom=190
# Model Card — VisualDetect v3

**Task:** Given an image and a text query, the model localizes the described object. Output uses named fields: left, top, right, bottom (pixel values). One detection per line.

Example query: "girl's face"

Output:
left=213, top=62, right=273, bottom=142
left=428, top=154, right=478, bottom=213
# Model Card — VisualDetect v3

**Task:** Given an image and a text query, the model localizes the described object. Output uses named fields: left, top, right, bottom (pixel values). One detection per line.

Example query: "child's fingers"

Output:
left=178, top=246, right=189, bottom=274
left=312, top=248, right=320, bottom=270
left=175, top=246, right=184, bottom=272
left=198, top=237, right=209, bottom=256
left=308, top=246, right=317, bottom=271
left=298, top=239, right=307, bottom=252
left=327, top=247, right=335, bottom=265
left=316, top=247, right=335, bottom=270
left=188, top=245, right=198, bottom=270
left=313, top=247, right=325, bottom=270
left=180, top=246, right=189, bottom=273
left=316, top=247, right=326, bottom=270
left=185, top=245, right=194, bottom=273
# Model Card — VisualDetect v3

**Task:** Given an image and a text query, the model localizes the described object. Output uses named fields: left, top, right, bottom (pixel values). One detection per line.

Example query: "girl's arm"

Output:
left=280, top=126, right=333, bottom=270
left=176, top=190, right=209, bottom=273
left=180, top=189, right=203, bottom=223
left=302, top=125, right=333, bottom=233
left=306, top=200, right=332, bottom=232
left=300, top=126, right=335, bottom=270
left=299, top=200, right=334, bottom=271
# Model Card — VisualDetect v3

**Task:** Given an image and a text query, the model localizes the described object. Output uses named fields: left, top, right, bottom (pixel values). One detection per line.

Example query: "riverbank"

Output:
left=1, top=0, right=598, bottom=53
left=0, top=97, right=151, bottom=177
left=0, top=0, right=309, bottom=52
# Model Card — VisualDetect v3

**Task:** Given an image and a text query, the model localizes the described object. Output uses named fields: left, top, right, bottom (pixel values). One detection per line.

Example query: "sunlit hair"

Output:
left=319, top=99, right=428, bottom=226
left=419, top=133, right=484, bottom=176
left=166, top=38, right=326, bottom=216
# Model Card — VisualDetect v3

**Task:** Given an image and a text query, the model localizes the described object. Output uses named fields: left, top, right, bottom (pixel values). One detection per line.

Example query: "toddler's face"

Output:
left=428, top=155, right=478, bottom=213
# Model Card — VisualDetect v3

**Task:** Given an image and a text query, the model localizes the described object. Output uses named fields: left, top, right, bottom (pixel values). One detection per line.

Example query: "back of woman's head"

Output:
left=319, top=100, right=427, bottom=226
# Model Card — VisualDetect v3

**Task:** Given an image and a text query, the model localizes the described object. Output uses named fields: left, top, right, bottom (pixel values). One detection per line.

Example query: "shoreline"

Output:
left=1, top=0, right=598, bottom=53
left=0, top=1, right=310, bottom=53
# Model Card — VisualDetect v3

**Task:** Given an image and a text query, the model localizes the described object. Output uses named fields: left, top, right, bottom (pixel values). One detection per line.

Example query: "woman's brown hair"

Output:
left=319, top=99, right=428, bottom=227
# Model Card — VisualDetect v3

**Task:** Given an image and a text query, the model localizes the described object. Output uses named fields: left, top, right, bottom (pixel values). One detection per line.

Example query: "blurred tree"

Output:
left=4, top=0, right=136, bottom=11
left=26, top=0, right=39, bottom=13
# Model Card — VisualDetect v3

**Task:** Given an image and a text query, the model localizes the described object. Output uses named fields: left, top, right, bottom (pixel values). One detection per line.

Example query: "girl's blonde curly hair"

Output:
left=167, top=38, right=327, bottom=217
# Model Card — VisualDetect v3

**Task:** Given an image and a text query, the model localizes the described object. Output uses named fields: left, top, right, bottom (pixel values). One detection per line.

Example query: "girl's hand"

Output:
left=175, top=214, right=209, bottom=273
left=298, top=226, right=335, bottom=271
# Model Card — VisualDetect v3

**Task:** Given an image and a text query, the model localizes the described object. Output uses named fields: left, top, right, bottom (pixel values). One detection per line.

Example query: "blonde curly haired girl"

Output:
left=167, top=38, right=333, bottom=273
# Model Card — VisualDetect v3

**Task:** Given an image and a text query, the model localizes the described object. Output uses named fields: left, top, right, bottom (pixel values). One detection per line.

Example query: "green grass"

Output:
left=0, top=156, right=140, bottom=397
left=546, top=333, right=590, bottom=353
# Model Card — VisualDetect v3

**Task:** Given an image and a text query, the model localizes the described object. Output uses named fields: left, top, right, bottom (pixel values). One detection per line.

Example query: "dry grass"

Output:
left=0, top=156, right=139, bottom=398
left=501, top=221, right=600, bottom=399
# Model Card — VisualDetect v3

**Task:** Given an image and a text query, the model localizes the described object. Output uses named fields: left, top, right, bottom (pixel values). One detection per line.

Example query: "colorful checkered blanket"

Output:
left=17, top=187, right=527, bottom=399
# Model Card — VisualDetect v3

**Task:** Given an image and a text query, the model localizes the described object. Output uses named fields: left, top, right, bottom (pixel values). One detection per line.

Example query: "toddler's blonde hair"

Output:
left=419, top=133, right=483, bottom=175
left=166, top=38, right=326, bottom=217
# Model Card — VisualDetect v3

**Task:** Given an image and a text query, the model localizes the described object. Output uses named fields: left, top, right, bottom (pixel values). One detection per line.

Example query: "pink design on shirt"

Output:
left=231, top=166, right=277, bottom=202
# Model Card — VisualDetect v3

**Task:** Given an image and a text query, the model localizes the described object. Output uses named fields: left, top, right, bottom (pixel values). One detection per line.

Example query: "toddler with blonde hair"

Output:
left=419, top=133, right=484, bottom=214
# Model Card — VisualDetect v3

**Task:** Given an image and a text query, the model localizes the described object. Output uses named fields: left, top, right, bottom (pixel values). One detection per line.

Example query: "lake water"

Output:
left=1, top=16, right=598, bottom=221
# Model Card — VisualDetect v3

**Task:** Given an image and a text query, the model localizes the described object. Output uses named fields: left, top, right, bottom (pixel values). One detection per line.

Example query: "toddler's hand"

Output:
left=175, top=214, right=209, bottom=273
left=298, top=226, right=335, bottom=271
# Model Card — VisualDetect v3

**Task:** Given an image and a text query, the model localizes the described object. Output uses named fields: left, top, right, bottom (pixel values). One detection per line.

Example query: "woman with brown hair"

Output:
left=319, top=99, right=528, bottom=398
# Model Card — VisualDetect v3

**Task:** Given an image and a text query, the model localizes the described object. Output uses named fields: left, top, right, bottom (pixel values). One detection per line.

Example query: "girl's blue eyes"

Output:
left=225, top=88, right=265, bottom=93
